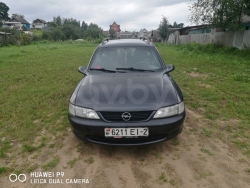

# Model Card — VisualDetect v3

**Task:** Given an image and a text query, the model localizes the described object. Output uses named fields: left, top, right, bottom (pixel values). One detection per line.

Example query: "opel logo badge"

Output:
left=122, top=112, right=131, bottom=121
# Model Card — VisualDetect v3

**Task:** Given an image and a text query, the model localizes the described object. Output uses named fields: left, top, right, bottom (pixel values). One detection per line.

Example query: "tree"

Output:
left=189, top=0, right=250, bottom=31
left=12, top=14, right=24, bottom=19
left=0, top=2, right=10, bottom=21
left=53, top=16, right=62, bottom=26
left=63, top=18, right=80, bottom=27
left=109, top=29, right=115, bottom=39
left=173, top=21, right=178, bottom=28
left=173, top=21, right=184, bottom=28
left=84, top=22, right=103, bottom=39
left=88, top=23, right=99, bottom=29
left=47, top=21, right=57, bottom=27
left=81, top=21, right=88, bottom=31
left=177, top=23, right=184, bottom=28
left=85, top=27, right=103, bottom=39
left=158, top=16, right=169, bottom=42
left=62, top=25, right=82, bottom=39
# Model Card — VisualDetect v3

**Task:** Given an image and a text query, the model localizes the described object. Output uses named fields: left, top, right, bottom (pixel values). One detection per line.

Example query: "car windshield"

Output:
left=89, top=46, right=162, bottom=71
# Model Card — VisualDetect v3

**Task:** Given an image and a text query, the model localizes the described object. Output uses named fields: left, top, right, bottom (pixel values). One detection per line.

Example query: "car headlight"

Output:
left=69, top=103, right=100, bottom=119
left=153, top=101, right=185, bottom=118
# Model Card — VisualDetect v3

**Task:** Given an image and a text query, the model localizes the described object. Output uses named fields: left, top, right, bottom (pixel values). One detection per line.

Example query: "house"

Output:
left=148, top=30, right=161, bottom=42
left=32, top=19, right=47, bottom=29
left=116, top=31, right=137, bottom=39
left=178, top=25, right=212, bottom=35
left=110, top=22, right=121, bottom=33
left=9, top=17, right=30, bottom=29
left=242, top=15, right=250, bottom=30
left=2, top=22, right=22, bottom=30
left=137, top=28, right=161, bottom=42
left=103, top=30, right=109, bottom=36
left=137, top=28, right=148, bottom=38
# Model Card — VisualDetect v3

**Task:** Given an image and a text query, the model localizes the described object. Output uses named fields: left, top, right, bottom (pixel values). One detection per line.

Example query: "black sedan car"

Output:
left=68, top=38, right=185, bottom=145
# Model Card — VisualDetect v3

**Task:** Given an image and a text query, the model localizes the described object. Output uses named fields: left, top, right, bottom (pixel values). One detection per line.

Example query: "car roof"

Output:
left=99, top=39, right=153, bottom=47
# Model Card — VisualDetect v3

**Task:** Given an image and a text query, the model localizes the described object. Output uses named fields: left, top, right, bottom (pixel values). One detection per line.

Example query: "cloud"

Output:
left=3, top=0, right=192, bottom=31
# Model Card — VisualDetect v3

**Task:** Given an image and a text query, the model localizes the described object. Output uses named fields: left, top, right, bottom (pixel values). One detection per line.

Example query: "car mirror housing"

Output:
left=78, top=66, right=87, bottom=74
left=165, top=64, right=175, bottom=73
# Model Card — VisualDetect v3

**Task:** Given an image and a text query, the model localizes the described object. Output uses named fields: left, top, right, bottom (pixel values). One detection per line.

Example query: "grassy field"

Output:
left=0, top=41, right=96, bottom=174
left=0, top=41, right=250, bottom=176
left=156, top=43, right=250, bottom=156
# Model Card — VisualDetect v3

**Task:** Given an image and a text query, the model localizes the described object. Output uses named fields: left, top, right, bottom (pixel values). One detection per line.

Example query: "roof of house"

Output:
left=119, top=31, right=136, bottom=36
left=10, top=17, right=30, bottom=24
left=33, top=19, right=46, bottom=24
left=242, top=16, right=250, bottom=23
left=110, top=22, right=120, bottom=26
left=138, top=28, right=147, bottom=33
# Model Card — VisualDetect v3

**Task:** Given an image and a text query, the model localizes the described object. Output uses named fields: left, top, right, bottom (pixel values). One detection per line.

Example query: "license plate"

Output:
left=104, top=128, right=149, bottom=138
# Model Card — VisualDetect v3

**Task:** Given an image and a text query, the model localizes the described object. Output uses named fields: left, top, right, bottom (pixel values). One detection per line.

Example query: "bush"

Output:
left=42, top=32, right=50, bottom=40
left=176, top=42, right=248, bottom=55
left=32, top=35, right=42, bottom=41
left=14, top=33, right=32, bottom=45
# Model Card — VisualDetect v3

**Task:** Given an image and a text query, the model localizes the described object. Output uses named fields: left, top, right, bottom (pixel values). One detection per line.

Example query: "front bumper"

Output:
left=68, top=112, right=185, bottom=146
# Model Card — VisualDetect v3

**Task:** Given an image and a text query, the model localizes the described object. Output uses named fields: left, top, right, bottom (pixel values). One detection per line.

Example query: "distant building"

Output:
left=32, top=19, right=47, bottom=29
left=9, top=17, right=30, bottom=29
left=137, top=28, right=148, bottom=38
left=116, top=31, right=137, bottom=39
left=242, top=15, right=250, bottom=30
left=148, top=30, right=161, bottom=42
left=2, top=22, right=22, bottom=30
left=110, top=22, right=121, bottom=33
left=103, top=30, right=109, bottom=36
left=137, top=28, right=161, bottom=42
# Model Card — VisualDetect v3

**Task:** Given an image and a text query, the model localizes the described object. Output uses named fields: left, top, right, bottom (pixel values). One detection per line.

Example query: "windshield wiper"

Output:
left=90, top=68, right=116, bottom=73
left=116, top=67, right=155, bottom=72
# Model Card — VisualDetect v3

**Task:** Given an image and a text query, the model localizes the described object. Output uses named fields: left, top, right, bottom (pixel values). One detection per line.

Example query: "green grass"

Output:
left=156, top=172, right=168, bottom=184
left=195, top=172, right=213, bottom=180
left=42, top=157, right=60, bottom=171
left=84, top=157, right=94, bottom=164
left=171, top=138, right=180, bottom=146
left=0, top=41, right=95, bottom=160
left=156, top=43, right=250, bottom=157
left=200, top=148, right=214, bottom=156
left=0, top=41, right=96, bottom=174
left=0, top=166, right=7, bottom=174
left=67, top=158, right=78, bottom=168
left=31, top=29, right=43, bottom=37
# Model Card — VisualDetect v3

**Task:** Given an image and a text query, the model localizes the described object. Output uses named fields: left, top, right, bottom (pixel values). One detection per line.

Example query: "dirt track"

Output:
left=1, top=108, right=250, bottom=188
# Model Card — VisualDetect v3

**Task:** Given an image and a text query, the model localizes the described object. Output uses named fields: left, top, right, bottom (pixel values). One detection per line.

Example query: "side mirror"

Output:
left=165, top=64, right=175, bottom=73
left=78, top=66, right=86, bottom=74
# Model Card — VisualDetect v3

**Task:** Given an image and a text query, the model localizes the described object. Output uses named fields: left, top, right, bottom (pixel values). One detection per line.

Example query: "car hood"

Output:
left=74, top=72, right=180, bottom=111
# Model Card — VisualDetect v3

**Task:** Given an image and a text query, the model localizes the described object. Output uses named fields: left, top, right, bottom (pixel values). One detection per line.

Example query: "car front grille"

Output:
left=99, top=111, right=153, bottom=122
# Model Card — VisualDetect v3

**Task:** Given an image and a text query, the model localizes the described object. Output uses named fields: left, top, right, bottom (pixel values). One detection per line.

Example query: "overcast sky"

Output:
left=3, top=0, right=193, bottom=31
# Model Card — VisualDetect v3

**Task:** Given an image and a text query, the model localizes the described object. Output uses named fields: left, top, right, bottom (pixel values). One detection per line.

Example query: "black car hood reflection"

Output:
left=75, top=71, right=180, bottom=111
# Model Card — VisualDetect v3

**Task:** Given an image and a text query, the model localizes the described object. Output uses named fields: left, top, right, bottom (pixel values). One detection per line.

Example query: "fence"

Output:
left=0, top=32, right=14, bottom=47
left=168, top=30, right=250, bottom=49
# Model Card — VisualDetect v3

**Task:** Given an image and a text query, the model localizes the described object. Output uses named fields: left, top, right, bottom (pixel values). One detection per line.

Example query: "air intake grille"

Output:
left=100, top=111, right=153, bottom=122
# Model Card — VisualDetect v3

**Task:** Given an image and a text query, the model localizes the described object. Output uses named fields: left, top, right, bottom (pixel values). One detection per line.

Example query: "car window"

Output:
left=90, top=46, right=162, bottom=70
